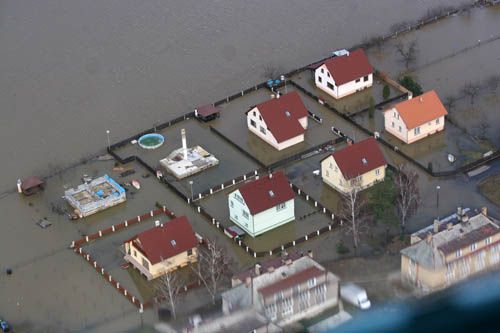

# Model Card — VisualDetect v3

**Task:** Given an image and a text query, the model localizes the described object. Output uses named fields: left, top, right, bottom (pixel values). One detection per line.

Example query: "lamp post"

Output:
left=280, top=75, right=287, bottom=94
left=189, top=180, right=194, bottom=200
left=436, top=185, right=441, bottom=220
left=106, top=130, right=110, bottom=150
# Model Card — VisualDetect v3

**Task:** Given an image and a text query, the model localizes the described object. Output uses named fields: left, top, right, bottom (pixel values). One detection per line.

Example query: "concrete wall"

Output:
left=229, top=189, right=295, bottom=237
left=321, top=155, right=386, bottom=194
left=315, top=64, right=372, bottom=99
left=247, top=107, right=305, bottom=150
left=384, top=107, right=446, bottom=144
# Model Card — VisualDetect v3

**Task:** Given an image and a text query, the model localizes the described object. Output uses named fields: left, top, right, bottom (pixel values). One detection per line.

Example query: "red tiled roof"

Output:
left=253, top=91, right=308, bottom=143
left=329, top=137, right=386, bottom=180
left=196, top=104, right=220, bottom=117
left=321, top=49, right=373, bottom=86
left=237, top=170, right=295, bottom=215
left=392, top=90, right=448, bottom=129
left=258, top=266, right=325, bottom=298
left=127, top=216, right=198, bottom=265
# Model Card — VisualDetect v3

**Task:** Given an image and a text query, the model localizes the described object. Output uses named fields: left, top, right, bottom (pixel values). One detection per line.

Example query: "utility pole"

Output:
left=436, top=185, right=441, bottom=220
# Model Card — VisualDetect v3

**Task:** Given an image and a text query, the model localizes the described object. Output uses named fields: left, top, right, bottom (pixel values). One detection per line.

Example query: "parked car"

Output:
left=0, top=317, right=11, bottom=332
left=340, top=283, right=371, bottom=310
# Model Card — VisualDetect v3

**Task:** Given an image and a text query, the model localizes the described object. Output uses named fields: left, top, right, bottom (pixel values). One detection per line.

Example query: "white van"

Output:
left=340, top=283, right=371, bottom=310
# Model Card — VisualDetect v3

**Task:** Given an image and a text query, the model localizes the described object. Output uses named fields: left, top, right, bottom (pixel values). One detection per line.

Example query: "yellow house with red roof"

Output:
left=321, top=137, right=387, bottom=193
left=123, top=216, right=198, bottom=280
left=384, top=90, right=448, bottom=144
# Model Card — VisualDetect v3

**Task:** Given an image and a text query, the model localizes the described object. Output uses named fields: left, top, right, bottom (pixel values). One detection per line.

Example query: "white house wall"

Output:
left=385, top=107, right=446, bottom=144
left=314, top=64, right=372, bottom=99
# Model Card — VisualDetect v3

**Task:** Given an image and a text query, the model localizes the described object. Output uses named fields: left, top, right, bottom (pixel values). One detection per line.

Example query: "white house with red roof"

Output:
left=321, top=137, right=387, bottom=193
left=228, top=171, right=295, bottom=237
left=246, top=91, right=308, bottom=150
left=384, top=90, right=448, bottom=144
left=123, top=216, right=198, bottom=280
left=314, top=49, right=373, bottom=99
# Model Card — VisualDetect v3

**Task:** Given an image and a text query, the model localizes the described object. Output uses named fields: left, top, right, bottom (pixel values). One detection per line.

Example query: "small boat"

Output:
left=131, top=179, right=141, bottom=190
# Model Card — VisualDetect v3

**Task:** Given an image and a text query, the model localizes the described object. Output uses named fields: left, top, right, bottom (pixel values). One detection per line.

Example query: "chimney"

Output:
left=433, top=219, right=440, bottom=233
left=426, top=232, right=433, bottom=244
left=481, top=207, right=488, bottom=217
left=447, top=223, right=453, bottom=231
left=254, top=264, right=262, bottom=276
left=457, top=206, right=462, bottom=217
left=461, top=214, right=469, bottom=223
left=181, top=129, right=188, bottom=160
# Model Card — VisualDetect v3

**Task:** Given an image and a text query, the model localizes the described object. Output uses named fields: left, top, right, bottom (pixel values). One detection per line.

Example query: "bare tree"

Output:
left=262, top=64, right=283, bottom=80
left=476, top=117, right=490, bottom=141
left=395, top=40, right=418, bottom=69
left=462, top=82, right=480, bottom=106
left=339, top=178, right=368, bottom=250
left=444, top=96, right=457, bottom=112
left=190, top=240, right=231, bottom=304
left=394, top=165, right=421, bottom=233
left=485, top=75, right=500, bottom=93
left=156, top=267, right=183, bottom=319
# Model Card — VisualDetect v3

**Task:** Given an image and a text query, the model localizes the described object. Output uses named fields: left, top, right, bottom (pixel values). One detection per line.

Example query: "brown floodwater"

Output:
left=1, top=1, right=498, bottom=332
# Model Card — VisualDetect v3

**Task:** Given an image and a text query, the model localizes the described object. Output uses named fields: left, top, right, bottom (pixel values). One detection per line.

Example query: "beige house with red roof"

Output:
left=123, top=216, right=198, bottom=280
left=384, top=90, right=448, bottom=144
left=222, top=253, right=339, bottom=326
left=228, top=171, right=295, bottom=237
left=321, top=137, right=387, bottom=194
left=401, top=207, right=500, bottom=291
left=314, top=49, right=373, bottom=99
left=246, top=91, right=308, bottom=150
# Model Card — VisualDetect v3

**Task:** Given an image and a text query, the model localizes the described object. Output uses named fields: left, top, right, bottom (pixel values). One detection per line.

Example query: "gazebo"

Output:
left=195, top=105, right=220, bottom=122
left=20, top=176, right=45, bottom=196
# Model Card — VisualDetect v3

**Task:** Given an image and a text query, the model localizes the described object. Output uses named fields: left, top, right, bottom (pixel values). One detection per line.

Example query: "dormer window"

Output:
left=269, top=190, right=275, bottom=198
left=285, top=110, right=291, bottom=117
left=362, top=158, right=367, bottom=165
left=171, top=240, right=177, bottom=247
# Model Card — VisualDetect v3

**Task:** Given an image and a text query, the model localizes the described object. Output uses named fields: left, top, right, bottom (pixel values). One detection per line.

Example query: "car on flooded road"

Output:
left=0, top=317, right=11, bottom=332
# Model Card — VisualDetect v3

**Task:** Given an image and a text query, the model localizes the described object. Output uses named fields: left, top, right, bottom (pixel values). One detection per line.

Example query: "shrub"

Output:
left=368, top=97, right=375, bottom=118
left=336, top=241, right=350, bottom=255
left=383, top=84, right=391, bottom=100
left=399, top=76, right=423, bottom=96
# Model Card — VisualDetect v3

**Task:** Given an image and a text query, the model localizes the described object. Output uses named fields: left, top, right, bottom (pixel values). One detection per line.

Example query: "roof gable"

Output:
left=236, top=170, right=295, bottom=215
left=330, top=137, right=387, bottom=180
left=258, top=266, right=325, bottom=298
left=392, top=90, right=448, bottom=129
left=129, top=216, right=198, bottom=264
left=321, top=49, right=373, bottom=85
left=252, top=91, right=308, bottom=143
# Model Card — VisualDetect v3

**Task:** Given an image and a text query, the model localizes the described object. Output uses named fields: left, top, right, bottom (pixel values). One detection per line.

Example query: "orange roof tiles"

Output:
left=392, top=90, right=448, bottom=129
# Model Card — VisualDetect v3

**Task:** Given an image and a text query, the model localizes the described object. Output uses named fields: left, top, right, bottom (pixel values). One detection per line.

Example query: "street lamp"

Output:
left=280, top=75, right=287, bottom=94
left=106, top=130, right=110, bottom=150
left=189, top=180, right=194, bottom=200
left=436, top=185, right=441, bottom=220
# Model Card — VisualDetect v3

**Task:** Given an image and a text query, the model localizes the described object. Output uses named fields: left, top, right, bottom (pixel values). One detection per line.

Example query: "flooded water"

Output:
left=1, top=1, right=498, bottom=332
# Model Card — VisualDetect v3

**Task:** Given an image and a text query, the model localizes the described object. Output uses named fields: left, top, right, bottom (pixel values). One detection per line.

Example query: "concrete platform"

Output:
left=160, top=146, right=219, bottom=179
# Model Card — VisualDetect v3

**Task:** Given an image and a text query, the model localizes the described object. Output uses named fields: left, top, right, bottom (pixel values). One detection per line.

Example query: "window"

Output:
left=485, top=237, right=492, bottom=245
left=436, top=118, right=440, bottom=124
left=391, top=122, right=395, bottom=128
left=414, top=127, right=421, bottom=135
left=456, top=249, right=462, bottom=258
left=446, top=262, right=455, bottom=282
left=375, top=168, right=380, bottom=176
left=318, top=76, right=322, bottom=83
left=470, top=243, right=477, bottom=252
left=307, top=277, right=317, bottom=288
left=398, top=126, right=402, bottom=132
left=355, top=78, right=360, bottom=83
left=187, top=248, right=193, bottom=256
left=230, top=200, right=234, bottom=208
left=250, top=119, right=256, bottom=128
left=476, top=251, right=486, bottom=271
left=234, top=194, right=244, bottom=204
left=134, top=250, right=137, bottom=257
left=275, top=291, right=284, bottom=302
left=282, top=297, right=294, bottom=316
left=364, top=75, right=369, bottom=82
left=276, top=202, right=286, bottom=211
left=265, top=304, right=277, bottom=320
left=321, top=68, right=324, bottom=73
left=315, top=284, right=327, bottom=303
left=329, top=162, right=333, bottom=169
left=259, top=115, right=262, bottom=121
left=325, top=170, right=329, bottom=177
left=171, top=240, right=177, bottom=247
left=242, top=210, right=249, bottom=219
left=327, top=82, right=334, bottom=90
left=259, top=126, right=266, bottom=135
left=327, top=72, right=330, bottom=78
left=393, top=111, right=396, bottom=117
left=142, top=258, right=149, bottom=270
left=253, top=111, right=256, bottom=116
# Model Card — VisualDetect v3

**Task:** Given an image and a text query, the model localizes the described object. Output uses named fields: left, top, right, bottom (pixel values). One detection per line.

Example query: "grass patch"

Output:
left=478, top=174, right=500, bottom=206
